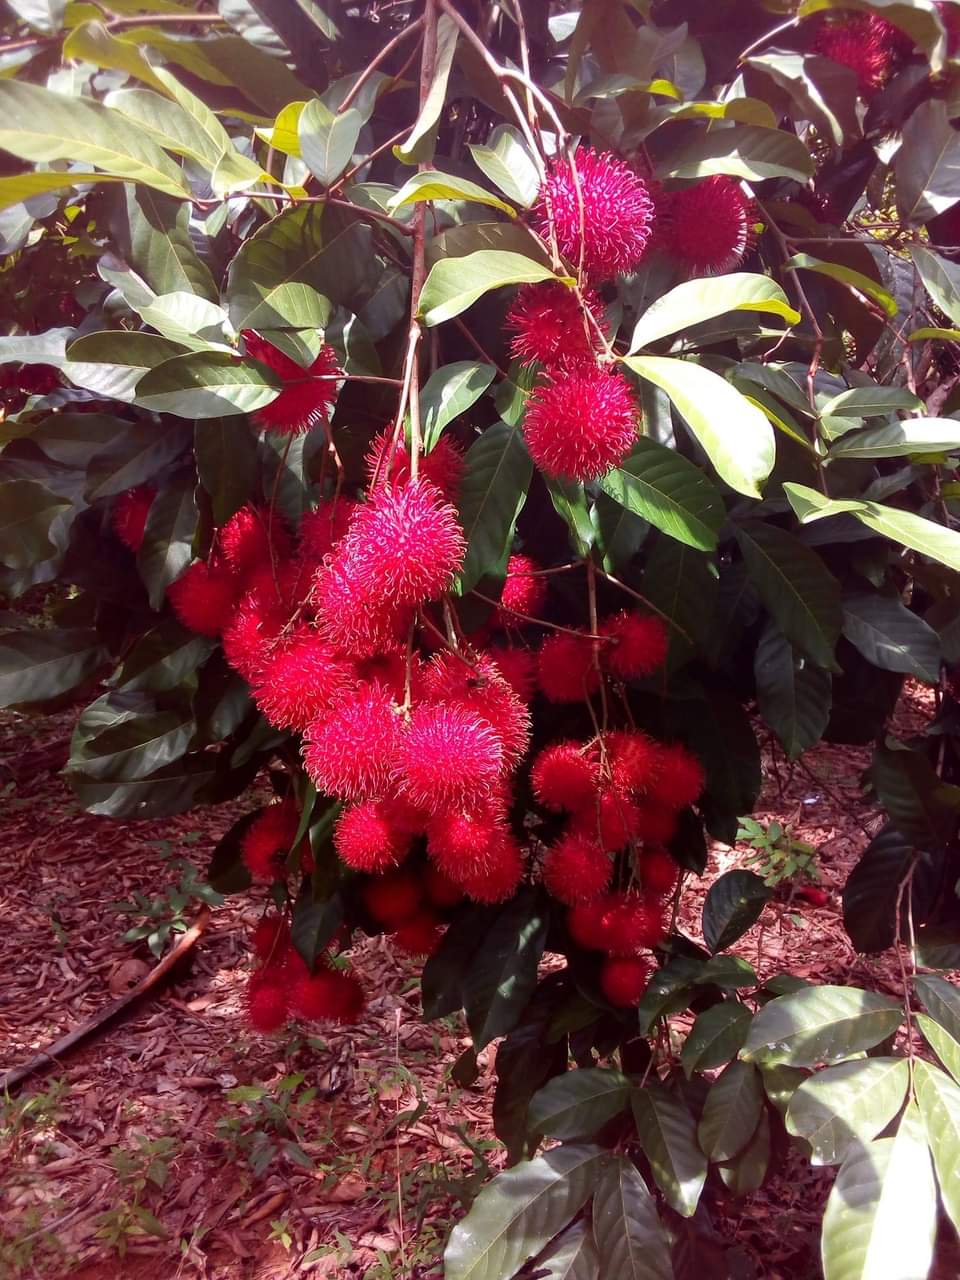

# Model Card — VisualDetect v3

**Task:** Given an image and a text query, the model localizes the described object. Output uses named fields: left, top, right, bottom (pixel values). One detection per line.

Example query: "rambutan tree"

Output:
left=2, top=0, right=960, bottom=1274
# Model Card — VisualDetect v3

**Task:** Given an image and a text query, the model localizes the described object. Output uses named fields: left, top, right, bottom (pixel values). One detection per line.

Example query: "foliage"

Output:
left=1, top=0, right=960, bottom=1276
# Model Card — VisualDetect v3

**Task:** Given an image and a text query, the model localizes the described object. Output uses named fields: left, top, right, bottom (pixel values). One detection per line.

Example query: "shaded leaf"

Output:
left=0, top=480, right=69, bottom=569
left=455, top=421, right=532, bottom=595
left=462, top=889, right=547, bottom=1051
left=914, top=974, right=960, bottom=1045
left=785, top=1058, right=909, bottom=1166
left=702, top=870, right=771, bottom=954
left=718, top=1109, right=770, bottom=1195
left=914, top=1058, right=960, bottom=1234
left=592, top=1156, right=672, bottom=1280
left=657, top=124, right=814, bottom=182
left=681, top=1001, right=753, bottom=1078
left=754, top=619, right=832, bottom=759
left=741, top=985, right=902, bottom=1068
left=531, top=1220, right=600, bottom=1280
left=842, top=825, right=919, bottom=954
left=528, top=1068, right=630, bottom=1141
left=596, top=438, right=724, bottom=552
left=871, top=740, right=959, bottom=848
left=897, top=98, right=960, bottom=223
left=632, top=1083, right=707, bottom=1217
left=841, top=593, right=941, bottom=684
left=698, top=1060, right=763, bottom=1162
left=0, top=628, right=107, bottom=709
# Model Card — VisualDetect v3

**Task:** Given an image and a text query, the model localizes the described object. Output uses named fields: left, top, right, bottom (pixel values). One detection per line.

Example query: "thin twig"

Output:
left=336, top=16, right=425, bottom=115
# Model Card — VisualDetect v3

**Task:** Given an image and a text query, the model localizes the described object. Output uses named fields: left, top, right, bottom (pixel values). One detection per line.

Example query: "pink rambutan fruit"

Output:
left=811, top=12, right=904, bottom=93
left=457, top=831, right=525, bottom=903
left=486, top=645, right=537, bottom=702
left=299, top=498, right=356, bottom=562
left=246, top=972, right=290, bottom=1032
left=633, top=801, right=678, bottom=846
left=648, top=743, right=705, bottom=811
left=393, top=909, right=444, bottom=956
left=530, top=742, right=600, bottom=812
left=243, top=558, right=308, bottom=614
left=572, top=788, right=642, bottom=851
left=113, top=484, right=155, bottom=552
left=251, top=916, right=290, bottom=962
left=534, top=146, right=655, bottom=281
left=218, top=505, right=293, bottom=584
left=537, top=630, right=600, bottom=703
left=601, top=955, right=651, bottom=1007
left=421, top=651, right=530, bottom=768
left=542, top=832, right=611, bottom=904
left=568, top=899, right=608, bottom=950
left=522, top=366, right=638, bottom=482
left=605, top=730, right=659, bottom=795
left=496, top=554, right=548, bottom=627
left=394, top=703, right=504, bottom=814
left=426, top=802, right=502, bottom=877
left=243, top=331, right=342, bottom=436
left=600, top=611, right=668, bottom=680
left=168, top=560, right=238, bottom=637
left=640, top=847, right=679, bottom=898
left=423, top=864, right=464, bottom=908
left=366, top=428, right=465, bottom=505
left=313, top=558, right=413, bottom=659
left=302, top=683, right=401, bottom=801
left=292, top=967, right=364, bottom=1023
left=242, top=801, right=299, bottom=881
left=251, top=628, right=354, bottom=732
left=661, top=177, right=757, bottom=277
left=505, top=282, right=604, bottom=369
left=363, top=870, right=422, bottom=926
left=602, top=893, right=665, bottom=956
left=221, top=595, right=287, bottom=681
left=334, top=799, right=413, bottom=873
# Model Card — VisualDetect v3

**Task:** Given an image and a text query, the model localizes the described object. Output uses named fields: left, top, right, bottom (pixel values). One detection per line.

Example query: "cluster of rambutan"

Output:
left=810, top=11, right=911, bottom=94
left=246, top=915, right=364, bottom=1033
left=359, top=862, right=463, bottom=956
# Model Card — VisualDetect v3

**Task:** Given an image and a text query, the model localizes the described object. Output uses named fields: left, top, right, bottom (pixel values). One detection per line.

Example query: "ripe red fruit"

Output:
left=568, top=900, right=608, bottom=950
left=422, top=864, right=464, bottom=908
left=797, top=885, right=829, bottom=908
left=292, top=967, right=365, bottom=1023
left=537, top=630, right=600, bottom=703
left=600, top=612, right=668, bottom=680
left=542, top=832, right=611, bottom=905
left=426, top=803, right=500, bottom=874
left=811, top=12, right=904, bottom=93
left=661, top=177, right=756, bottom=276
left=221, top=595, right=287, bottom=680
left=633, top=802, right=678, bottom=846
left=363, top=870, right=422, bottom=925
left=939, top=1, right=960, bottom=56
left=246, top=973, right=290, bottom=1032
left=601, top=955, right=651, bottom=1007
left=299, top=498, right=356, bottom=562
left=251, top=916, right=290, bottom=960
left=168, top=560, right=237, bottom=637
left=640, top=847, right=679, bottom=898
left=603, top=893, right=665, bottom=956
left=252, top=628, right=354, bottom=732
left=422, top=651, right=530, bottom=768
left=496, top=554, right=548, bottom=626
left=334, top=800, right=413, bottom=873
left=505, top=282, right=604, bottom=370
left=486, top=645, right=537, bottom=702
left=457, top=831, right=525, bottom=903
left=112, top=484, right=155, bottom=551
left=314, top=558, right=413, bottom=658
left=365, top=427, right=465, bottom=505
left=242, top=802, right=299, bottom=881
left=219, top=505, right=293, bottom=583
left=573, top=788, right=642, bottom=851
left=522, top=366, right=638, bottom=482
left=606, top=730, right=659, bottom=795
left=534, top=146, right=655, bottom=280
left=649, top=743, right=705, bottom=811
left=393, top=909, right=444, bottom=956
left=302, top=683, right=401, bottom=801
left=531, top=741, right=600, bottom=812
left=243, top=331, right=342, bottom=435
left=395, top=703, right=504, bottom=814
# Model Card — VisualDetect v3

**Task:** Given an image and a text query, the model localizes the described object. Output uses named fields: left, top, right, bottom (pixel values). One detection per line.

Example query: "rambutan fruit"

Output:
left=299, top=498, right=356, bottom=562
left=600, top=611, right=668, bottom=680
left=606, top=730, right=659, bottom=795
left=394, top=703, right=503, bottom=814
left=640, top=847, right=679, bottom=898
left=168, top=560, right=238, bottom=637
left=366, top=428, right=465, bottom=505
left=242, top=801, right=299, bottom=881
left=243, top=331, right=342, bottom=436
left=522, top=366, right=638, bottom=482
left=542, top=832, right=611, bottom=904
left=219, top=505, right=293, bottom=584
left=530, top=741, right=600, bottom=812
left=568, top=899, right=608, bottom=950
left=633, top=801, right=678, bottom=846
left=537, top=630, right=600, bottom=703
left=496, top=554, right=548, bottom=626
left=393, top=909, right=444, bottom=956
left=602, top=893, right=665, bottom=956
left=486, top=645, right=537, bottom=702
left=246, top=973, right=290, bottom=1032
left=334, top=800, right=413, bottom=873
left=113, top=484, right=155, bottom=551
left=426, top=802, right=502, bottom=878
left=601, top=955, right=651, bottom=1007
left=457, top=831, right=525, bottom=903
left=505, top=282, right=604, bottom=369
left=363, top=870, right=422, bottom=926
left=811, top=12, right=905, bottom=93
left=661, top=177, right=756, bottom=277
left=572, top=788, right=642, bottom=851
left=292, top=967, right=365, bottom=1023
left=251, top=628, right=354, bottom=732
left=649, top=743, right=705, bottom=811
left=251, top=916, right=290, bottom=961
left=534, top=146, right=655, bottom=281
left=221, top=596, right=287, bottom=680
left=423, top=864, right=464, bottom=908
left=302, top=684, right=401, bottom=801
left=421, top=651, right=530, bottom=768
left=243, top=559, right=308, bottom=614
left=313, top=559, right=413, bottom=658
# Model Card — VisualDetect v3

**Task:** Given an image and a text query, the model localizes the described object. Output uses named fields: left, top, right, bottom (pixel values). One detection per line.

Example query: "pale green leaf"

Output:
left=419, top=251, right=559, bottom=327
left=629, top=273, right=799, bottom=352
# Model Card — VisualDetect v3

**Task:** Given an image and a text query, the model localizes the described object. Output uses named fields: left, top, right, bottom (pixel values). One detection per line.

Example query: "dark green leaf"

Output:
left=914, top=974, right=960, bottom=1045
left=291, top=888, right=343, bottom=973
left=69, top=753, right=216, bottom=818
left=843, top=824, right=921, bottom=954
left=194, top=418, right=258, bottom=526
left=531, top=1220, right=600, bottom=1280
left=0, top=628, right=107, bottom=709
left=590, top=490, right=649, bottom=572
left=63, top=331, right=186, bottom=403
left=455, top=421, right=532, bottom=595
left=592, top=1156, right=672, bottom=1280
left=871, top=740, right=960, bottom=847
left=910, top=244, right=960, bottom=327
left=0, top=480, right=69, bottom=568
left=85, top=420, right=192, bottom=502
left=718, top=1109, right=770, bottom=1195
left=596, top=438, right=724, bottom=552
left=842, top=593, right=941, bottom=684
left=632, top=1082, right=707, bottom=1217
left=785, top=1058, right=909, bottom=1166
left=702, top=870, right=771, bottom=954
left=134, top=351, right=281, bottom=419
left=741, top=985, right=902, bottom=1068
left=12, top=413, right=129, bottom=468
left=137, top=475, right=198, bottom=610
left=112, top=186, right=218, bottom=302
left=681, top=1001, right=753, bottom=1077
left=463, top=889, right=548, bottom=1050
left=419, top=360, right=495, bottom=453
left=897, top=99, right=960, bottom=223
left=754, top=619, right=832, bottom=759
left=656, top=123, right=814, bottom=182
left=527, top=1068, right=630, bottom=1141
left=421, top=904, right=494, bottom=1020
left=69, top=691, right=195, bottom=782
left=110, top=622, right=212, bottom=694
left=698, top=1061, right=763, bottom=1162
left=641, top=540, right=718, bottom=671
left=207, top=809, right=256, bottom=894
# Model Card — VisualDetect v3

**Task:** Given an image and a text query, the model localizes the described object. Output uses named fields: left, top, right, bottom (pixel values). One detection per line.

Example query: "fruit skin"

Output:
left=219, top=504, right=293, bottom=583
left=251, top=916, right=290, bottom=960
left=600, top=612, right=668, bottom=680
left=542, top=833, right=611, bottom=905
left=506, top=282, right=604, bottom=370
left=252, top=629, right=353, bottom=732
left=496, top=554, right=548, bottom=626
left=302, top=684, right=402, bottom=801
left=246, top=973, right=290, bottom=1032
left=537, top=631, right=600, bottom=703
left=334, top=800, right=413, bottom=873
left=639, top=847, right=679, bottom=898
left=393, top=910, right=444, bottom=956
left=811, top=11, right=907, bottom=94
left=602, top=893, right=665, bottom=956
left=531, top=741, right=600, bottom=812
left=112, top=485, right=155, bottom=552
left=796, top=885, right=829, bottom=908
left=522, top=366, right=639, bottom=483
left=292, top=967, right=365, bottom=1023
left=167, top=560, right=238, bottom=637
left=395, top=703, right=504, bottom=815
left=601, top=956, right=651, bottom=1007
left=363, top=870, right=422, bottom=926
left=241, top=801, right=300, bottom=881
left=661, top=176, right=756, bottom=277
left=365, top=428, right=464, bottom=505
left=243, top=330, right=342, bottom=435
left=648, top=743, right=705, bottom=811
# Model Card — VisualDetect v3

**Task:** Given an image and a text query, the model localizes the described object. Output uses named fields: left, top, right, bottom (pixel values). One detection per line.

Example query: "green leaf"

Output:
left=137, top=475, right=197, bottom=609
left=63, top=330, right=185, bottom=403
left=914, top=1058, right=960, bottom=1234
left=632, top=1083, right=706, bottom=1217
left=419, top=251, right=560, bottom=327
left=656, top=124, right=814, bottom=182
left=84, top=420, right=192, bottom=502
left=842, top=593, right=941, bottom=684
left=134, top=351, right=281, bottom=418
left=702, top=870, right=772, bottom=954
left=871, top=741, right=959, bottom=848
left=527, top=1069, right=630, bottom=1141
left=0, top=480, right=69, bottom=569
left=740, top=985, right=903, bottom=1068
left=592, top=1157, right=672, bottom=1280
left=623, top=355, right=774, bottom=499
left=914, top=975, right=960, bottom=1045
left=64, top=20, right=169, bottom=93
left=388, top=170, right=517, bottom=218
left=462, top=889, right=547, bottom=1051
left=754, top=619, right=832, bottom=759
left=718, top=1109, right=770, bottom=1195
left=0, top=169, right=128, bottom=211
left=628, top=272, right=798, bottom=352
left=698, top=1061, right=764, bottom=1162
left=443, top=1143, right=609, bottom=1280
left=745, top=51, right=857, bottom=146
left=68, top=753, right=216, bottom=819
left=546, top=478, right=595, bottom=559
left=393, top=12, right=457, bottom=162
left=842, top=825, right=918, bottom=954
left=786, top=1058, right=909, bottom=1166
left=820, top=1130, right=937, bottom=1280
left=0, top=628, right=106, bottom=709
left=681, top=1001, right=753, bottom=1078
left=455, top=421, right=532, bottom=595
left=828, top=417, right=960, bottom=461
left=194, top=418, right=258, bottom=527
left=138, top=293, right=231, bottom=346
left=788, top=253, right=897, bottom=318
left=104, top=85, right=225, bottom=169
left=897, top=99, right=960, bottom=223
left=735, top=521, right=842, bottom=671
left=917, top=1013, right=960, bottom=1085
left=591, top=490, right=649, bottom=572
left=596, top=438, right=724, bottom=552
left=913, top=926, right=960, bottom=971
left=419, top=360, right=496, bottom=453
left=761, top=1063, right=806, bottom=1114
left=820, top=387, right=924, bottom=419
left=0, top=80, right=189, bottom=197
left=784, top=481, right=960, bottom=574
left=69, top=692, right=194, bottom=783
left=113, top=186, right=218, bottom=303
left=111, top=621, right=212, bottom=695
left=909, top=244, right=960, bottom=327
left=531, top=1221, right=600, bottom=1280
left=7, top=0, right=64, bottom=34
left=291, top=888, right=343, bottom=973
left=468, top=125, right=541, bottom=209
left=298, top=98, right=363, bottom=187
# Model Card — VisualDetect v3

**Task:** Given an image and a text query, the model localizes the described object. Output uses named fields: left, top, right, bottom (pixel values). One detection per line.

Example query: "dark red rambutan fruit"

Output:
left=939, top=1, right=960, bottom=56
left=568, top=899, right=608, bottom=950
left=648, top=743, right=705, bottom=811
left=393, top=909, right=444, bottom=956
left=522, top=366, right=638, bottom=483
left=496, top=554, right=548, bottom=627
left=457, top=831, right=525, bottom=903
left=302, top=683, right=401, bottom=801
left=313, top=558, right=413, bottom=659
left=299, top=498, right=356, bottom=562
left=423, top=864, right=464, bottom=908
left=534, top=146, right=655, bottom=280
left=334, top=800, right=413, bottom=873
left=113, top=484, right=155, bottom=552
left=252, top=628, right=354, bottom=732
left=542, top=832, right=611, bottom=905
left=505, top=282, right=604, bottom=370
left=363, top=870, right=422, bottom=926
left=251, top=916, right=290, bottom=961
left=661, top=177, right=757, bottom=276
left=365, top=428, right=465, bottom=505
left=242, top=801, right=299, bottom=881
left=243, top=330, right=342, bottom=436
left=243, top=558, right=308, bottom=613
left=219, top=505, right=293, bottom=584
left=811, top=12, right=904, bottom=93
left=600, top=611, right=668, bottom=680
left=421, top=651, right=531, bottom=768
left=486, top=645, right=537, bottom=702
left=426, top=803, right=501, bottom=876
left=606, top=730, right=659, bottom=795
left=394, top=703, right=503, bottom=814
left=602, top=893, right=665, bottom=956
left=601, top=955, right=651, bottom=1007
left=292, top=967, right=365, bottom=1023
left=246, top=972, right=290, bottom=1032
left=633, top=801, right=678, bottom=846
left=530, top=741, right=600, bottom=812
left=168, top=560, right=238, bottom=637
left=537, top=630, right=600, bottom=703
left=640, top=847, right=679, bottom=898
left=221, top=596, right=287, bottom=681
left=572, top=788, right=642, bottom=852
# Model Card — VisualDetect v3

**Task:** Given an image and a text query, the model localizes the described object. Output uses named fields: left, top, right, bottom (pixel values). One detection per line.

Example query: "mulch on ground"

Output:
left=0, top=686, right=953, bottom=1279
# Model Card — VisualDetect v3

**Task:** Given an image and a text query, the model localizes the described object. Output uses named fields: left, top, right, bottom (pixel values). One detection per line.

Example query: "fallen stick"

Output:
left=0, top=907, right=211, bottom=1094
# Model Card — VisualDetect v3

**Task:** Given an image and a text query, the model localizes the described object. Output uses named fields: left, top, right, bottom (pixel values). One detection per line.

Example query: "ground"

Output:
left=0, top=687, right=954, bottom=1280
